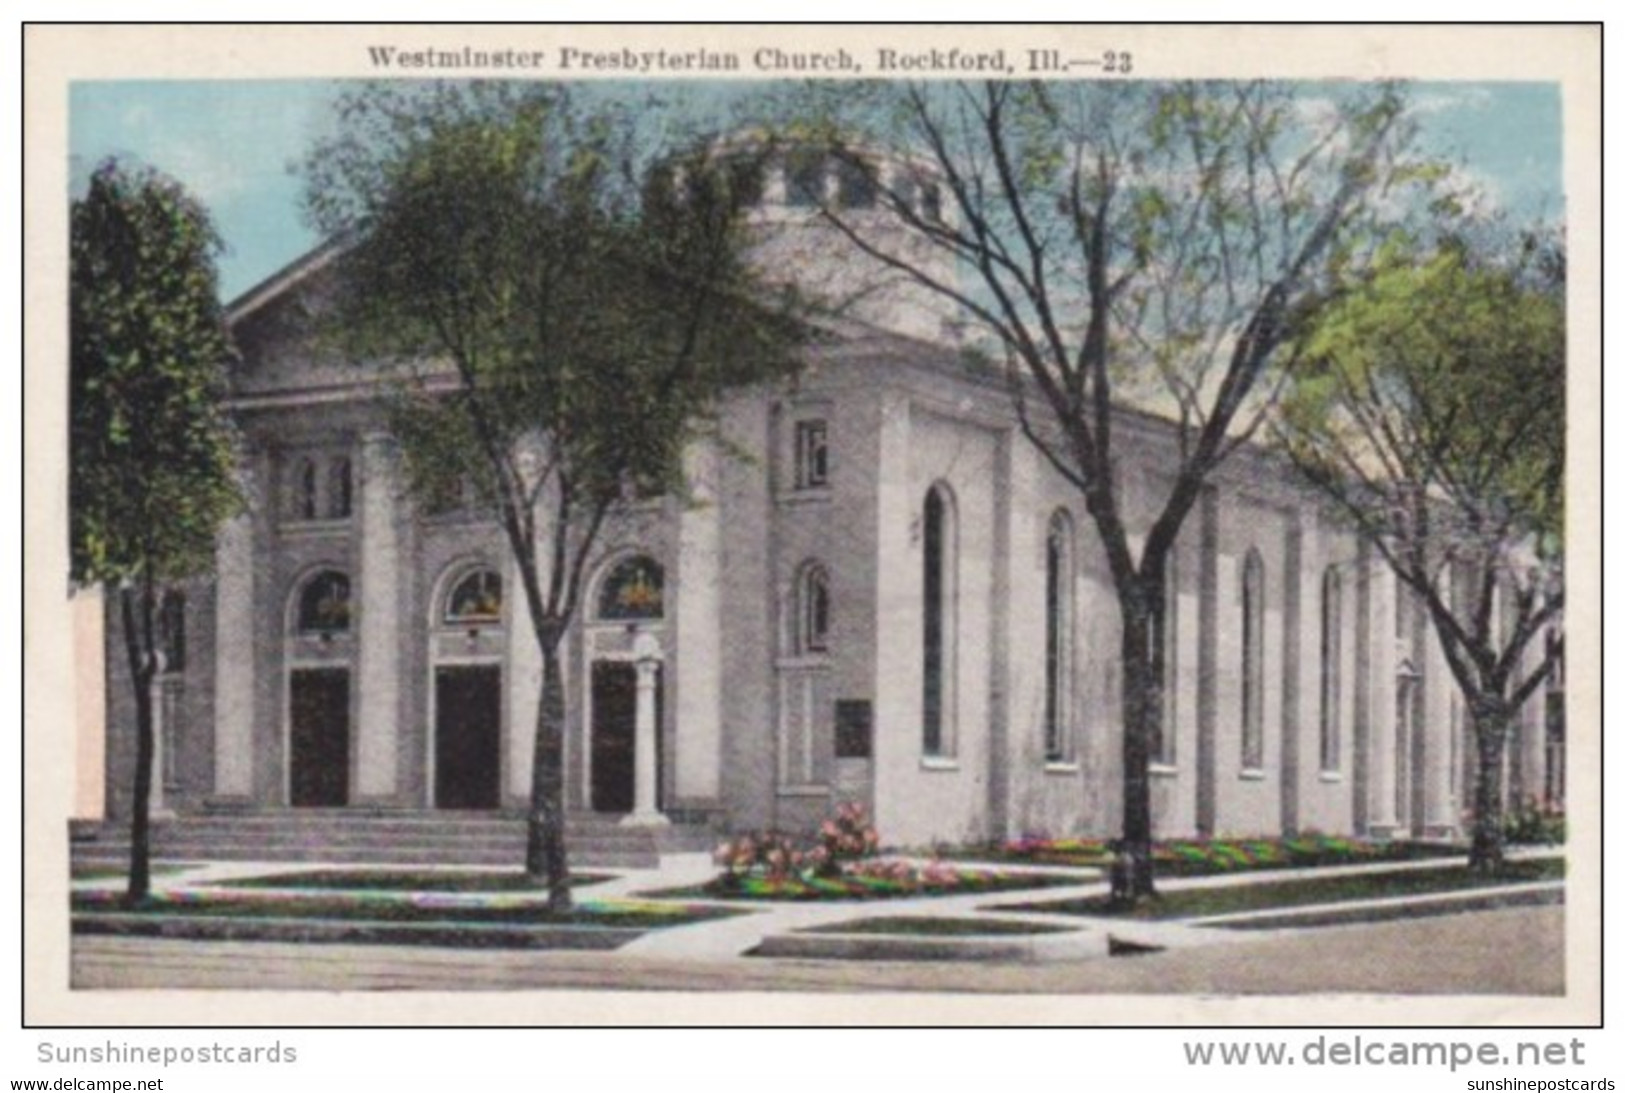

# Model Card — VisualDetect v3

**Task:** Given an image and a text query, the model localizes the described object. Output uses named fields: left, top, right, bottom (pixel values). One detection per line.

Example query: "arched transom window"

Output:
left=296, top=570, right=351, bottom=635
left=445, top=568, right=503, bottom=626
left=597, top=555, right=665, bottom=621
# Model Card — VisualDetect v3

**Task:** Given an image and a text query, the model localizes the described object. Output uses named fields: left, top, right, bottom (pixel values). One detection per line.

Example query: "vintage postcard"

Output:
left=22, top=23, right=1600, bottom=1027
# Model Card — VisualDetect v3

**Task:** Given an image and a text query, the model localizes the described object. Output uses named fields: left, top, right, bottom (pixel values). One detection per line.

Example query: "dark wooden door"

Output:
left=289, top=668, right=349, bottom=807
left=435, top=665, right=502, bottom=810
left=591, top=661, right=663, bottom=813
left=591, top=661, right=636, bottom=813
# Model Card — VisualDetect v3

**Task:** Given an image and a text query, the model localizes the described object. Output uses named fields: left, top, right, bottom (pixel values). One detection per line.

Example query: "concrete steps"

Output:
left=70, top=810, right=715, bottom=870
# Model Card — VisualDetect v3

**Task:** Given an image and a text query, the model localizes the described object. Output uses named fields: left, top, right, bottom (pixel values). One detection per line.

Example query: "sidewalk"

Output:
left=70, top=847, right=1564, bottom=965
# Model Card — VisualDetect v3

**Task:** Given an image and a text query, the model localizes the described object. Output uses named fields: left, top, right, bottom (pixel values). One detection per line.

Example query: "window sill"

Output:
left=777, top=488, right=833, bottom=507
left=1043, top=761, right=1080, bottom=776
left=1149, top=763, right=1179, bottom=778
left=775, top=655, right=832, bottom=671
left=281, top=518, right=351, bottom=535
left=1238, top=768, right=1267, bottom=782
left=776, top=785, right=829, bottom=798
left=919, top=756, right=960, bottom=772
left=1318, top=770, right=1345, bottom=784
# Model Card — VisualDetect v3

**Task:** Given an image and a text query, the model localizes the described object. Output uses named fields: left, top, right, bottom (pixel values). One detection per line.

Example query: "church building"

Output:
left=92, top=144, right=1560, bottom=862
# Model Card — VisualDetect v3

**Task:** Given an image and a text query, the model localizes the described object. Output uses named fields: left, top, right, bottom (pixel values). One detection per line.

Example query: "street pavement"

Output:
left=68, top=907, right=1564, bottom=996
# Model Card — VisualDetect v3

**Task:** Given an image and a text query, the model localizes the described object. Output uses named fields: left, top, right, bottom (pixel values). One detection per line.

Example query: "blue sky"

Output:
left=69, top=79, right=1565, bottom=302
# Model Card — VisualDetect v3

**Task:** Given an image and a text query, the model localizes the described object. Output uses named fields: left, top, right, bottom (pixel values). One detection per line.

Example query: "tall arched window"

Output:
left=296, top=570, right=351, bottom=635
left=1319, top=566, right=1343, bottom=772
left=1241, top=549, right=1265, bottom=771
left=596, top=555, right=665, bottom=621
left=922, top=484, right=956, bottom=757
left=1154, top=553, right=1178, bottom=766
left=796, top=562, right=831, bottom=654
left=1043, top=510, right=1074, bottom=763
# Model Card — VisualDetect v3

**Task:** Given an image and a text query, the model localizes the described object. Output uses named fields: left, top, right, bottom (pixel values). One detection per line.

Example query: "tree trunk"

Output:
left=118, top=586, right=157, bottom=908
left=1117, top=578, right=1163, bottom=901
left=526, top=634, right=572, bottom=911
left=1468, top=696, right=1511, bottom=876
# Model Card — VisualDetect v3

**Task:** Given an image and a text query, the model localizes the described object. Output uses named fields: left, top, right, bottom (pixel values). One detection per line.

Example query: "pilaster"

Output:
left=354, top=432, right=401, bottom=802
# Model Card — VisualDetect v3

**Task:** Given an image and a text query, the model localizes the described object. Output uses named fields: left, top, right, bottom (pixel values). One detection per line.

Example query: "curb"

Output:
left=1188, top=882, right=1565, bottom=931
left=72, top=913, right=643, bottom=951
left=749, top=926, right=1105, bottom=963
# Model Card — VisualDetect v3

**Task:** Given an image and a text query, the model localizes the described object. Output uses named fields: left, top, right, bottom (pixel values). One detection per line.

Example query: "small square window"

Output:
left=795, top=420, right=829, bottom=490
left=786, top=153, right=825, bottom=207
left=920, top=181, right=943, bottom=222
left=836, top=159, right=877, bottom=209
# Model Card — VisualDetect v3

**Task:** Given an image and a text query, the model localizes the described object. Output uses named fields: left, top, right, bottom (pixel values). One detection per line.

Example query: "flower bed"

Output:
left=996, top=858, right=1566, bottom=921
left=216, top=869, right=612, bottom=892
left=989, top=833, right=1460, bottom=876
left=664, top=859, right=1082, bottom=902
left=70, top=887, right=731, bottom=929
left=679, top=804, right=1086, bottom=902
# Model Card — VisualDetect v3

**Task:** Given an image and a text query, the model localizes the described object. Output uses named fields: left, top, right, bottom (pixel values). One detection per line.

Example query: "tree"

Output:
left=304, top=84, right=804, bottom=910
left=70, top=160, right=241, bottom=905
left=776, top=80, right=1431, bottom=897
left=1275, top=235, right=1564, bottom=874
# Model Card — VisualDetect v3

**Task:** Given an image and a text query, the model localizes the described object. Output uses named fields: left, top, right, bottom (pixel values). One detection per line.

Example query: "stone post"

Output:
left=355, top=432, right=400, bottom=803
left=623, top=630, right=669, bottom=827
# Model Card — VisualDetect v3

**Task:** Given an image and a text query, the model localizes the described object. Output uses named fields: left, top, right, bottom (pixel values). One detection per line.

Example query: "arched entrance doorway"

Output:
left=430, top=564, right=505, bottom=810
left=584, top=553, right=666, bottom=815
left=286, top=568, right=353, bottom=807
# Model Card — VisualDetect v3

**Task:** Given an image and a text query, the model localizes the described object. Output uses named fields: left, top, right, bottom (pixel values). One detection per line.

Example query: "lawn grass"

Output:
left=70, top=889, right=736, bottom=930
left=649, top=865, right=1082, bottom=902
left=997, top=859, right=1565, bottom=921
left=71, top=863, right=195, bottom=881
left=800, top=916, right=1076, bottom=937
left=215, top=869, right=612, bottom=892
left=961, top=833, right=1463, bottom=876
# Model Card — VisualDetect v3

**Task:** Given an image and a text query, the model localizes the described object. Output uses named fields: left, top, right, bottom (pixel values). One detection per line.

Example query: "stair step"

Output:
left=66, top=810, right=709, bottom=870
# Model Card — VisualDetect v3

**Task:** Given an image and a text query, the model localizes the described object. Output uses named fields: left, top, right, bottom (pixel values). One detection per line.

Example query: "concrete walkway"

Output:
left=71, top=848, right=1564, bottom=965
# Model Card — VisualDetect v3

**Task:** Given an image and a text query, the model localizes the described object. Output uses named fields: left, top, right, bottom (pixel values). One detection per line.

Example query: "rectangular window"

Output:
left=786, top=152, right=825, bottom=207
left=795, top=419, right=829, bottom=489
left=836, top=158, right=878, bottom=208
left=777, top=667, right=832, bottom=789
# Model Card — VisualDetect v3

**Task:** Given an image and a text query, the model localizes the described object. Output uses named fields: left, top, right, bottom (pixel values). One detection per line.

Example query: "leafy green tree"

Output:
left=70, top=160, right=241, bottom=905
left=776, top=81, right=1433, bottom=897
left=1277, top=236, right=1564, bottom=874
left=305, top=84, right=804, bottom=910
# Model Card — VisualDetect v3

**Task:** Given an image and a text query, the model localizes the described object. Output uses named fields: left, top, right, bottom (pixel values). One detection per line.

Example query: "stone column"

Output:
left=1279, top=511, right=1309, bottom=837
left=506, top=551, right=541, bottom=807
left=1362, top=546, right=1401, bottom=837
left=212, top=508, right=256, bottom=801
left=870, top=391, right=914, bottom=842
left=623, top=631, right=669, bottom=827
left=675, top=439, right=722, bottom=801
left=355, top=432, right=400, bottom=803
left=1421, top=581, right=1457, bottom=837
